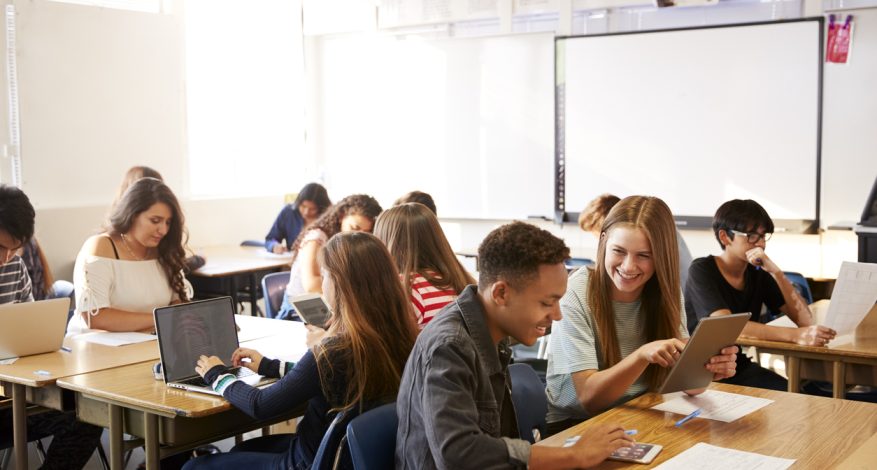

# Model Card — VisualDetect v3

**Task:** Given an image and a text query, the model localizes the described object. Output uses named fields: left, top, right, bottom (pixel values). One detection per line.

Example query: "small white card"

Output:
left=74, top=331, right=156, bottom=347
left=652, top=390, right=773, bottom=423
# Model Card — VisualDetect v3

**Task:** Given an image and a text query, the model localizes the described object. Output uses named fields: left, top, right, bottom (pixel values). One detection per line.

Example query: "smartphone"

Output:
left=290, top=294, right=332, bottom=329
left=608, top=443, right=662, bottom=464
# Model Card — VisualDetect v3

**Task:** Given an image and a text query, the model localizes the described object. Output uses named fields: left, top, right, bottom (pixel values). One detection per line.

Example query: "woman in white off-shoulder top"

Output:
left=70, top=177, right=191, bottom=333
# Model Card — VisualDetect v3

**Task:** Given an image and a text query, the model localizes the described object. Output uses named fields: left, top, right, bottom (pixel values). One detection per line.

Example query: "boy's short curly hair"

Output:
left=478, top=221, right=569, bottom=290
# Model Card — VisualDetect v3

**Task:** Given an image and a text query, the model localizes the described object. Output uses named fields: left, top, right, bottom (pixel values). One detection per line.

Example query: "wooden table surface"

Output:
left=56, top=320, right=307, bottom=418
left=0, top=314, right=290, bottom=388
left=191, top=245, right=292, bottom=278
left=537, top=383, right=877, bottom=469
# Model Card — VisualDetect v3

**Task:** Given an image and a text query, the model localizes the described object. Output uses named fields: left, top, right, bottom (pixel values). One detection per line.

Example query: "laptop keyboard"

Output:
left=179, top=367, right=256, bottom=387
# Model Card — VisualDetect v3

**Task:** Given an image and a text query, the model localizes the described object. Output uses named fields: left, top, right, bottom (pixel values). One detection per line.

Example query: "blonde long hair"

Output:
left=587, top=195, right=681, bottom=390
left=316, top=232, right=418, bottom=412
left=374, top=203, right=474, bottom=298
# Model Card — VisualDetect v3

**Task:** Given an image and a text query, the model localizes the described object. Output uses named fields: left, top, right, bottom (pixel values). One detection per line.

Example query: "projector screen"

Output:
left=556, top=19, right=823, bottom=232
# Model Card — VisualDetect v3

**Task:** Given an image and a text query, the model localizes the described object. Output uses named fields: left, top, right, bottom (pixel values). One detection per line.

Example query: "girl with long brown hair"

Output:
left=374, top=202, right=475, bottom=328
left=544, top=196, right=738, bottom=434
left=70, top=177, right=191, bottom=332
left=189, top=232, right=417, bottom=470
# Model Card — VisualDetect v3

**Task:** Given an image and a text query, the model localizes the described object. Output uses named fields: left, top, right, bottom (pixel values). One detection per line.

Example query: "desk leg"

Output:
left=229, top=277, right=239, bottom=314
left=786, top=355, right=800, bottom=394
left=144, top=413, right=159, bottom=470
left=12, top=383, right=27, bottom=470
left=109, top=404, right=123, bottom=470
left=833, top=361, right=846, bottom=399
left=249, top=273, right=260, bottom=317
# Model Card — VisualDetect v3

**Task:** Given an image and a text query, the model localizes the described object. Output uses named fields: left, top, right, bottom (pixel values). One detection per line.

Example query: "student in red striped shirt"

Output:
left=375, top=202, right=475, bottom=328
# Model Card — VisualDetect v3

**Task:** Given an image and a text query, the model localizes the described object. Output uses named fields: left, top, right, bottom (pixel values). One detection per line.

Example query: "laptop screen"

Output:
left=154, top=297, right=240, bottom=383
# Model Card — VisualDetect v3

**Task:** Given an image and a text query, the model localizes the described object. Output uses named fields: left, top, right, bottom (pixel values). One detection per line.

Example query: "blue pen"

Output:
left=625, top=429, right=638, bottom=436
left=674, top=409, right=701, bottom=427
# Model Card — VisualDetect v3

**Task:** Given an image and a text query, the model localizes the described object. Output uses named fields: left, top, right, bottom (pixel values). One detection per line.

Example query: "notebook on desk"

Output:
left=154, top=297, right=275, bottom=395
left=0, top=298, right=70, bottom=360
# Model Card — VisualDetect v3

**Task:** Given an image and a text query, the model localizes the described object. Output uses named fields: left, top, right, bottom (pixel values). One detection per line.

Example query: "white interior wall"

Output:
left=0, top=0, right=871, bottom=283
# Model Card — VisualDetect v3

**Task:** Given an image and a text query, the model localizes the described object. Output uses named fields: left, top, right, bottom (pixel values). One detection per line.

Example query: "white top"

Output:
left=284, top=228, right=329, bottom=303
left=69, top=254, right=191, bottom=333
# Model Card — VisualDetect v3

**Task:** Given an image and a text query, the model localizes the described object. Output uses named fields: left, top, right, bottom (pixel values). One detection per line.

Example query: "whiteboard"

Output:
left=317, top=32, right=554, bottom=219
left=558, top=20, right=822, bottom=229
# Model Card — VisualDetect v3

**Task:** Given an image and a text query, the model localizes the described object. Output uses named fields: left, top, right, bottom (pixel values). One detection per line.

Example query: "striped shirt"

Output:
left=0, top=255, right=33, bottom=305
left=410, top=272, right=458, bottom=328
left=545, top=267, right=687, bottom=423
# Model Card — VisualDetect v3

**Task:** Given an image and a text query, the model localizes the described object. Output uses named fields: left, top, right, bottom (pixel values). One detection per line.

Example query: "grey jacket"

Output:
left=395, top=285, right=530, bottom=469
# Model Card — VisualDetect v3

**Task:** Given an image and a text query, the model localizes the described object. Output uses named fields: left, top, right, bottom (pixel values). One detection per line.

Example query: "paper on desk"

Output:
left=74, top=331, right=156, bottom=347
left=823, top=261, right=877, bottom=335
left=653, top=443, right=795, bottom=470
left=652, top=390, right=773, bottom=422
left=766, top=315, right=797, bottom=328
left=0, top=356, right=18, bottom=365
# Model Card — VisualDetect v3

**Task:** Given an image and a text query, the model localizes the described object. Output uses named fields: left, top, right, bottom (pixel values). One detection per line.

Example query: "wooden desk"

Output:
left=537, top=383, right=877, bottom=469
left=0, top=337, right=159, bottom=470
left=738, top=301, right=877, bottom=398
left=189, top=246, right=292, bottom=316
left=56, top=320, right=307, bottom=470
left=0, top=314, right=288, bottom=470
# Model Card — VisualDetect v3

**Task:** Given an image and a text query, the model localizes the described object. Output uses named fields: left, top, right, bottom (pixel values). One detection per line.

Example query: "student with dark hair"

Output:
left=0, top=185, right=103, bottom=470
left=545, top=196, right=738, bottom=434
left=186, top=232, right=417, bottom=470
left=397, top=221, right=635, bottom=470
left=393, top=190, right=437, bottom=215
left=71, top=177, right=192, bottom=332
left=685, top=199, right=835, bottom=391
left=265, top=183, right=332, bottom=254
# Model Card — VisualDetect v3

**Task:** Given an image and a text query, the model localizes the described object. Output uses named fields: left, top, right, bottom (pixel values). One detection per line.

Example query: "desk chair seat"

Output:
left=261, top=271, right=290, bottom=319
left=508, top=363, right=547, bottom=443
left=346, top=403, right=397, bottom=470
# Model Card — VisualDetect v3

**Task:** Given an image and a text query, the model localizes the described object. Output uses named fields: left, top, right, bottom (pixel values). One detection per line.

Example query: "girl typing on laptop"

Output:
left=187, top=232, right=418, bottom=470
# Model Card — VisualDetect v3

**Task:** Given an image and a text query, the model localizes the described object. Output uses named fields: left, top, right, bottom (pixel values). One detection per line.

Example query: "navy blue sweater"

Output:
left=265, top=205, right=305, bottom=252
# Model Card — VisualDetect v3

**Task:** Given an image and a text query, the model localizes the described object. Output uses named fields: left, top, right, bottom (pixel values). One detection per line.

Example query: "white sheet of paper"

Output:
left=653, top=443, right=795, bottom=470
left=766, top=315, right=796, bottom=328
left=823, top=261, right=877, bottom=335
left=74, top=332, right=156, bottom=347
left=0, top=356, right=18, bottom=365
left=652, top=390, right=773, bottom=422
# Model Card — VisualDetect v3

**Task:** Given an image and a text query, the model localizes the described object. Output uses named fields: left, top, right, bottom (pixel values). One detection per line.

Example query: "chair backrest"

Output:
left=261, top=271, right=290, bottom=319
left=312, top=409, right=358, bottom=470
left=784, top=271, right=813, bottom=304
left=508, top=363, right=547, bottom=443
left=346, top=403, right=398, bottom=470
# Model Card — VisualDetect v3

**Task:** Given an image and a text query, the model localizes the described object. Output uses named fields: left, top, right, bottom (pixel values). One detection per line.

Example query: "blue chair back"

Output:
left=261, top=271, right=290, bottom=319
left=784, top=272, right=813, bottom=304
left=312, top=409, right=358, bottom=470
left=240, top=240, right=266, bottom=248
left=508, top=363, right=547, bottom=443
left=346, top=403, right=398, bottom=470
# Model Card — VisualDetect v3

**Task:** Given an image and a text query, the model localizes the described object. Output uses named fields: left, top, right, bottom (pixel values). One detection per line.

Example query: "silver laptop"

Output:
left=0, top=298, right=70, bottom=360
left=154, top=297, right=275, bottom=395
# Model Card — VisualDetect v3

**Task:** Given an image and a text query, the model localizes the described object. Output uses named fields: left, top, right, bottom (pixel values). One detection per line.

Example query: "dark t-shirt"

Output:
left=685, top=255, right=785, bottom=352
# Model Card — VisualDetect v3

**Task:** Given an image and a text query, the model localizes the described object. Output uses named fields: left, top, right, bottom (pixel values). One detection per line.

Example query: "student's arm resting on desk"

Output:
left=422, top=339, right=630, bottom=469
left=265, top=205, right=291, bottom=253
left=745, top=248, right=815, bottom=327
left=197, top=351, right=317, bottom=420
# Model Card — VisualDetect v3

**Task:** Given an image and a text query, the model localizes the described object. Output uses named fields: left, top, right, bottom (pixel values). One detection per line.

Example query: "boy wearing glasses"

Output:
left=685, top=199, right=836, bottom=391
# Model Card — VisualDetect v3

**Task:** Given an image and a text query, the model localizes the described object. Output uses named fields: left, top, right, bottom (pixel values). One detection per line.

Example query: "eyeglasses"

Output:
left=729, top=229, right=772, bottom=244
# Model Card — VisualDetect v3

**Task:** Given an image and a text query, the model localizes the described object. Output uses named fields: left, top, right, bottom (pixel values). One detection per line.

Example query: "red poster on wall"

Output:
left=827, top=14, right=854, bottom=64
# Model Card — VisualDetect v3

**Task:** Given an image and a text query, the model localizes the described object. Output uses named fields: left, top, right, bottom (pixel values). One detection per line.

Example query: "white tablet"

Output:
left=290, top=293, right=332, bottom=329
left=658, top=312, right=751, bottom=394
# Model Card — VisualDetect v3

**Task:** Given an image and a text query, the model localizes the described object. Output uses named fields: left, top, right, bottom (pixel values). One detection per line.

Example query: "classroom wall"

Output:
left=0, top=0, right=871, bottom=282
